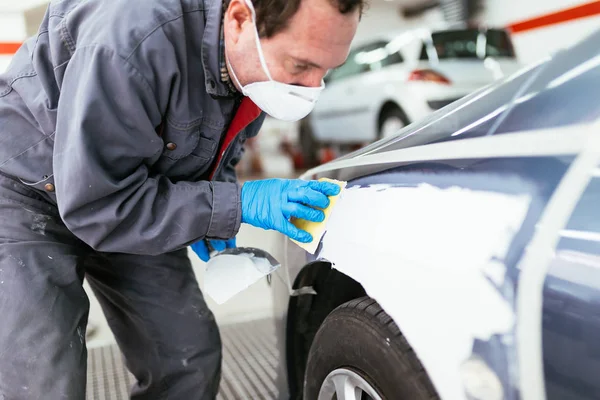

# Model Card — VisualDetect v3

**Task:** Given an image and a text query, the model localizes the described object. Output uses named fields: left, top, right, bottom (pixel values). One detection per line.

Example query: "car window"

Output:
left=542, top=164, right=600, bottom=400
left=485, top=29, right=516, bottom=58
left=326, top=48, right=366, bottom=82
left=420, top=29, right=516, bottom=61
left=327, top=41, right=404, bottom=82
left=355, top=41, right=404, bottom=71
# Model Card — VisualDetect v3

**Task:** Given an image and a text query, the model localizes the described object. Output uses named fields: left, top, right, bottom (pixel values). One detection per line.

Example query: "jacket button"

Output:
left=166, top=142, right=177, bottom=151
left=44, top=183, right=55, bottom=192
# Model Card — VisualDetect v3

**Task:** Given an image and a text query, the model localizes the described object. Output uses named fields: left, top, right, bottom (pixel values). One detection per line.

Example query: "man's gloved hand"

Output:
left=191, top=238, right=236, bottom=262
left=241, top=179, right=340, bottom=243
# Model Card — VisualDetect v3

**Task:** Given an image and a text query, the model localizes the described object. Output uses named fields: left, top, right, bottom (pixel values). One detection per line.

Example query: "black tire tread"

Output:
left=288, top=265, right=367, bottom=399
left=324, top=296, right=439, bottom=400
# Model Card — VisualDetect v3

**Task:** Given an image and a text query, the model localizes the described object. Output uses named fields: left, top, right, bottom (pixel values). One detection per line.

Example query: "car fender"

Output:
left=284, top=169, right=549, bottom=400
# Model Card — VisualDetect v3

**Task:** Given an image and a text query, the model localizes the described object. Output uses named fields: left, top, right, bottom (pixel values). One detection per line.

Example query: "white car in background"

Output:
left=300, top=27, right=522, bottom=164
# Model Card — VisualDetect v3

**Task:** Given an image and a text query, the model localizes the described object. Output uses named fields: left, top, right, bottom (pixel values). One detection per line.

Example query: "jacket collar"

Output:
left=202, top=0, right=232, bottom=97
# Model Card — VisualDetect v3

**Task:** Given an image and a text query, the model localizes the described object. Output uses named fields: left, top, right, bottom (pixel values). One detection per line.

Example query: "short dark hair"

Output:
left=225, top=0, right=367, bottom=38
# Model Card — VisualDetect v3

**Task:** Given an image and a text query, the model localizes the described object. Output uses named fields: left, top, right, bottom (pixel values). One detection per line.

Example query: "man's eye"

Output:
left=294, top=64, right=309, bottom=71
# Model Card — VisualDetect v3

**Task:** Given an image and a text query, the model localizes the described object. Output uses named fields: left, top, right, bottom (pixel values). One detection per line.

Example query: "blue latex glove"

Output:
left=241, top=179, right=340, bottom=243
left=191, top=238, right=236, bottom=262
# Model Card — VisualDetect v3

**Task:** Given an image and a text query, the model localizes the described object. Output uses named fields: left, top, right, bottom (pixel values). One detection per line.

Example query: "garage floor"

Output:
left=86, top=319, right=279, bottom=400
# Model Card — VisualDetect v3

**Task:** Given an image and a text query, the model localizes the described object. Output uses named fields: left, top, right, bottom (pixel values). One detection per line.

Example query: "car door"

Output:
left=349, top=40, right=407, bottom=141
left=310, top=46, right=366, bottom=143
left=543, top=169, right=600, bottom=400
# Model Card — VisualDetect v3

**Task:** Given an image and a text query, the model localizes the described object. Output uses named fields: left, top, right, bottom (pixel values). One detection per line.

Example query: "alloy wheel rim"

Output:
left=317, top=368, right=383, bottom=400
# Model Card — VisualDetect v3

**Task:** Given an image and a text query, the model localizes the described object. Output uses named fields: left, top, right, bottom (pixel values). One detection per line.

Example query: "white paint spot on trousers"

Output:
left=31, top=214, right=48, bottom=236
left=77, top=327, right=84, bottom=344
left=8, top=255, right=25, bottom=268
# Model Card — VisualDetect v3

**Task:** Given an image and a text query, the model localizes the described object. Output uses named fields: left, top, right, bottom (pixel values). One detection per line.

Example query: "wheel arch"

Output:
left=285, top=261, right=367, bottom=399
left=376, top=101, right=411, bottom=139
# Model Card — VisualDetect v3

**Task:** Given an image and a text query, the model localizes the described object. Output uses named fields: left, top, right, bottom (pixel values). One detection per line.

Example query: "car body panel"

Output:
left=493, top=32, right=600, bottom=135
left=311, top=73, right=371, bottom=143
left=542, top=170, right=600, bottom=400
left=276, top=148, right=579, bottom=400
left=310, top=165, right=559, bottom=400
left=272, top=28, right=600, bottom=400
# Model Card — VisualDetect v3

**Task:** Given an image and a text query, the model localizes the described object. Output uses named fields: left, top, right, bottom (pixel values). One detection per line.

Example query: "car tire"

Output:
left=299, top=117, right=320, bottom=168
left=287, top=264, right=367, bottom=399
left=378, top=107, right=409, bottom=140
left=303, top=297, right=439, bottom=400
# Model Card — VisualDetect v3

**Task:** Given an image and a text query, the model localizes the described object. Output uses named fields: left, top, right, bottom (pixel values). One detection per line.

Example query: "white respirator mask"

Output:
left=226, top=0, right=325, bottom=122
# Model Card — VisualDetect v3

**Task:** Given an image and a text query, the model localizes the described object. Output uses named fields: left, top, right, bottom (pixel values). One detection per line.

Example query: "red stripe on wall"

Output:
left=508, top=0, right=600, bottom=33
left=0, top=42, right=21, bottom=55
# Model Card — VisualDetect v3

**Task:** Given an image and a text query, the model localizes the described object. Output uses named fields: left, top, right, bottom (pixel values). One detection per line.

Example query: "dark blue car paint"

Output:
left=314, top=156, right=568, bottom=399
left=493, top=37, right=600, bottom=135
left=543, top=174, right=600, bottom=400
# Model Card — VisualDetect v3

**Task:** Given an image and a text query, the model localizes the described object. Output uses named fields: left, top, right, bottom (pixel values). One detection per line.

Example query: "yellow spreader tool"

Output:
left=291, top=178, right=347, bottom=254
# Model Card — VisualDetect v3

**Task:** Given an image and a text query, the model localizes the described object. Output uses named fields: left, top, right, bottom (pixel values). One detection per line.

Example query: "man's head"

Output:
left=223, top=0, right=365, bottom=90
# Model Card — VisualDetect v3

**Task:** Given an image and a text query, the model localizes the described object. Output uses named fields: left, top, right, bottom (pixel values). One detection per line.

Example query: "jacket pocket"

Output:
left=160, top=124, right=200, bottom=161
left=0, top=132, right=58, bottom=204
left=192, top=134, right=217, bottom=161
left=155, top=123, right=218, bottom=180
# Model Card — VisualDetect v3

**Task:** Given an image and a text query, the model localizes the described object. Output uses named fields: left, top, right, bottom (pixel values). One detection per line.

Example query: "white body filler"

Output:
left=315, top=183, right=531, bottom=400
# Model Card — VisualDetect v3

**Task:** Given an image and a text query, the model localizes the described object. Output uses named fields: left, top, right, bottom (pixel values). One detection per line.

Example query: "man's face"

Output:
left=224, top=0, right=360, bottom=89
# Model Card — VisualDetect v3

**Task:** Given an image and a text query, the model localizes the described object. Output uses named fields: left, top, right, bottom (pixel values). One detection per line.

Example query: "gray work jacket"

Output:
left=0, top=0, right=265, bottom=255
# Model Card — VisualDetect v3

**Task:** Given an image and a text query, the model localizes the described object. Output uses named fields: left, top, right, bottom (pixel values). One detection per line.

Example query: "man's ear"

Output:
left=223, top=0, right=253, bottom=44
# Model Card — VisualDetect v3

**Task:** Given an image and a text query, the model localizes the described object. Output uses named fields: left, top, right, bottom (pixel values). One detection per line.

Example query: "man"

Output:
left=0, top=0, right=363, bottom=398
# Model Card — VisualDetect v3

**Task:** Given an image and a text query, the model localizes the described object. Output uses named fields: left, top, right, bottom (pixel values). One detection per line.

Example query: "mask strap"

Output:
left=244, top=0, right=274, bottom=81
left=226, top=54, right=244, bottom=93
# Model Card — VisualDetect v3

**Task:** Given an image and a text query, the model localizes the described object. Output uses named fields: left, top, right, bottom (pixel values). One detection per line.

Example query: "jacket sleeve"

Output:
left=216, top=143, right=245, bottom=183
left=54, top=45, right=241, bottom=255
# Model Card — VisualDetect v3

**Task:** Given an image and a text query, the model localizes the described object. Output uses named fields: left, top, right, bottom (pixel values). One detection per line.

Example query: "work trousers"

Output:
left=0, top=173, right=221, bottom=399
